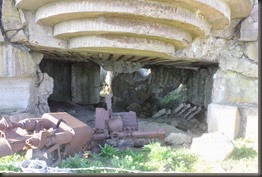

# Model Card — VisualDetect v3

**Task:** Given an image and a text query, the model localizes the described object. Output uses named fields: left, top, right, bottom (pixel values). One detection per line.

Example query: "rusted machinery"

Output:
left=0, top=95, right=165, bottom=166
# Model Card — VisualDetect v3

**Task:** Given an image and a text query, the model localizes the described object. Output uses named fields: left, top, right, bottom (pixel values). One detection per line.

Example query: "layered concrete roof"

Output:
left=14, top=0, right=253, bottom=66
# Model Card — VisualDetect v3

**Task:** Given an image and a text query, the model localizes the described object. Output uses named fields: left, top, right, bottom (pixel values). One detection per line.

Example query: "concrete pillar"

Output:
left=71, top=62, right=100, bottom=105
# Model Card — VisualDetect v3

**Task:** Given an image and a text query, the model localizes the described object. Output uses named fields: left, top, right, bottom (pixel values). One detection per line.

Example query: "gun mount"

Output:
left=0, top=95, right=165, bottom=166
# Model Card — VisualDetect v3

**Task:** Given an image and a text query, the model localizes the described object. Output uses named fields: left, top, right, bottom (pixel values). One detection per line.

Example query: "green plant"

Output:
left=0, top=153, right=25, bottom=172
left=98, top=144, right=119, bottom=158
left=59, top=154, right=88, bottom=169
left=142, top=142, right=198, bottom=172
left=228, top=138, right=257, bottom=160
left=160, top=84, right=186, bottom=106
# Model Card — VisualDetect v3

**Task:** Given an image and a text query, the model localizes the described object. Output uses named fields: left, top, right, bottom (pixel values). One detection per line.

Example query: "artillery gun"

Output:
left=0, top=95, right=165, bottom=166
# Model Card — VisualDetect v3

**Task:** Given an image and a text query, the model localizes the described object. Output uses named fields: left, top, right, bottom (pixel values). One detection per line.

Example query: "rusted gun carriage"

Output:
left=0, top=95, right=165, bottom=166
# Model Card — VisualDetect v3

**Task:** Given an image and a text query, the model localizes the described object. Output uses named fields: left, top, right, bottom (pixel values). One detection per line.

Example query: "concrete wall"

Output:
left=71, top=62, right=100, bottom=105
left=40, top=59, right=101, bottom=105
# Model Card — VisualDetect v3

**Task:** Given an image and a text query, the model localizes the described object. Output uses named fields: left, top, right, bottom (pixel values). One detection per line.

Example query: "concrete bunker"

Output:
left=39, top=55, right=218, bottom=134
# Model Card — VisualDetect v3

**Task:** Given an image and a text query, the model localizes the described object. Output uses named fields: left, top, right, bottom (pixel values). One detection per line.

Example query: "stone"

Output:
left=112, top=70, right=150, bottom=109
left=212, top=19, right=241, bottom=39
left=166, top=109, right=172, bottom=116
left=212, top=69, right=258, bottom=105
left=1, top=0, right=28, bottom=43
left=219, top=51, right=258, bottom=78
left=239, top=17, right=258, bottom=41
left=153, top=109, right=166, bottom=118
left=32, top=73, right=54, bottom=116
left=244, top=42, right=258, bottom=63
left=207, top=103, right=240, bottom=139
left=239, top=0, right=258, bottom=41
left=198, top=122, right=208, bottom=131
left=0, top=44, right=36, bottom=78
left=190, top=132, right=235, bottom=162
left=164, top=133, right=192, bottom=145
left=0, top=32, right=4, bottom=42
left=175, top=37, right=227, bottom=62
left=0, top=77, right=33, bottom=113
left=238, top=106, right=258, bottom=141
left=138, top=120, right=184, bottom=136
left=126, top=103, right=142, bottom=113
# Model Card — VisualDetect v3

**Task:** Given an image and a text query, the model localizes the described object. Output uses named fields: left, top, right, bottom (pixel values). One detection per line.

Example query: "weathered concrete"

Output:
left=219, top=52, right=258, bottom=78
left=23, top=11, right=67, bottom=49
left=224, top=0, right=253, bottom=19
left=1, top=0, right=27, bottom=43
left=238, top=106, right=258, bottom=141
left=15, top=0, right=57, bottom=11
left=191, top=132, right=234, bottom=162
left=71, top=62, right=100, bottom=105
left=207, top=103, right=241, bottom=139
left=239, top=7, right=258, bottom=42
left=35, top=0, right=210, bottom=36
left=69, top=35, right=176, bottom=57
left=0, top=78, right=32, bottom=112
left=0, top=32, right=4, bottom=42
left=244, top=42, right=258, bottom=63
left=148, top=0, right=231, bottom=30
left=54, top=17, right=192, bottom=48
left=212, top=70, right=258, bottom=106
left=0, top=43, right=36, bottom=77
left=31, top=72, right=54, bottom=116
left=164, top=132, right=192, bottom=145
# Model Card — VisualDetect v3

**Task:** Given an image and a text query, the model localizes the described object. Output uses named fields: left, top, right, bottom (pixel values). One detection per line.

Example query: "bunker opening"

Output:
left=39, top=55, right=218, bottom=134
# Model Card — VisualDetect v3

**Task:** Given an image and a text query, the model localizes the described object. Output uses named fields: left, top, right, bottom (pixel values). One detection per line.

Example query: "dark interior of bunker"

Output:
left=40, top=57, right=218, bottom=136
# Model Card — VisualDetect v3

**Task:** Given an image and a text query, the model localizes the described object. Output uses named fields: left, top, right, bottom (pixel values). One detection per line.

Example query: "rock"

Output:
left=32, top=73, right=54, bottom=116
left=0, top=44, right=36, bottom=77
left=175, top=37, right=227, bottom=63
left=190, top=132, right=235, bottom=162
left=164, top=133, right=192, bottom=145
left=238, top=106, right=258, bottom=142
left=138, top=120, right=184, bottom=136
left=166, top=109, right=172, bottom=116
left=0, top=32, right=4, bottom=42
left=244, top=42, right=258, bottom=63
left=0, top=77, right=34, bottom=112
left=219, top=50, right=258, bottom=78
left=207, top=103, right=240, bottom=140
left=239, top=2, right=258, bottom=42
left=152, top=108, right=166, bottom=118
left=212, top=19, right=242, bottom=39
left=112, top=69, right=151, bottom=109
left=126, top=103, right=142, bottom=113
left=1, top=0, right=28, bottom=43
left=212, top=69, right=258, bottom=105
left=198, top=122, right=208, bottom=131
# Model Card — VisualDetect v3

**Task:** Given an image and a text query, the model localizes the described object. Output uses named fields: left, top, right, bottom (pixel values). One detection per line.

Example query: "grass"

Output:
left=0, top=138, right=258, bottom=173
left=58, top=142, right=198, bottom=173
left=221, top=138, right=258, bottom=173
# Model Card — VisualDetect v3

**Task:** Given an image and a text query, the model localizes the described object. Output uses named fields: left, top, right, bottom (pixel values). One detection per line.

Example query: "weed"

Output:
left=160, top=84, right=186, bottom=106
left=228, top=138, right=257, bottom=160
left=59, top=154, right=88, bottom=169
left=98, top=144, right=119, bottom=158
left=0, top=153, right=25, bottom=172
left=142, top=142, right=198, bottom=172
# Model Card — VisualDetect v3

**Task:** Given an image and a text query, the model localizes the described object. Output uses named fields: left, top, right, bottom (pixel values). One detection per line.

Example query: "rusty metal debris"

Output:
left=0, top=94, right=165, bottom=166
